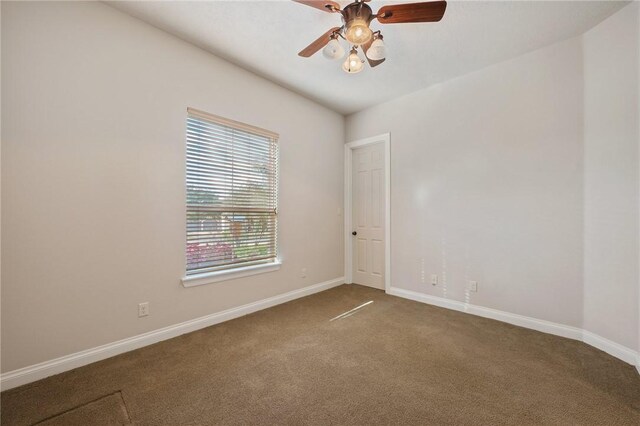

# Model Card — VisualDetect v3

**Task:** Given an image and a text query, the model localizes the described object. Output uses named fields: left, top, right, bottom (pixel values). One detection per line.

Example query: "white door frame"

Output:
left=344, top=133, right=391, bottom=293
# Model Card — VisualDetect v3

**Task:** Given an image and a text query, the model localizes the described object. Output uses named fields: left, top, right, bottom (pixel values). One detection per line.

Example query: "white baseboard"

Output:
left=582, top=330, right=639, bottom=366
left=0, top=277, right=345, bottom=391
left=388, top=286, right=639, bottom=370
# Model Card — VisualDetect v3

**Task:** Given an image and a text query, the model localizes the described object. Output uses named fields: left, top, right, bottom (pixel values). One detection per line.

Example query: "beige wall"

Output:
left=1, top=1, right=344, bottom=372
left=583, top=2, right=640, bottom=352
left=346, top=37, right=585, bottom=328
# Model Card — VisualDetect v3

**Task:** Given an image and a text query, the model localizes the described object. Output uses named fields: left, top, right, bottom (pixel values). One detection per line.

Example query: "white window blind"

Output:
left=186, top=108, right=278, bottom=276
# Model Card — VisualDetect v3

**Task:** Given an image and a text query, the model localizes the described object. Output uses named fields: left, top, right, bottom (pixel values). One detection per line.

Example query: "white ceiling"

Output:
left=107, top=0, right=627, bottom=114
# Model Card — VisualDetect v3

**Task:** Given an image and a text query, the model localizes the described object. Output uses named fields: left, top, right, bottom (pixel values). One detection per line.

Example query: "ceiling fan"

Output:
left=294, top=0, right=447, bottom=74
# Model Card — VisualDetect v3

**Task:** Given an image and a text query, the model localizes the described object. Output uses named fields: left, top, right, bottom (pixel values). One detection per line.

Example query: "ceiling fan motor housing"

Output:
left=342, top=2, right=375, bottom=45
left=342, top=2, right=374, bottom=24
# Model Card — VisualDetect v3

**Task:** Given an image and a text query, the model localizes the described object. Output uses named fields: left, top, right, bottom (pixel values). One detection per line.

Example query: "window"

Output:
left=185, top=108, right=278, bottom=278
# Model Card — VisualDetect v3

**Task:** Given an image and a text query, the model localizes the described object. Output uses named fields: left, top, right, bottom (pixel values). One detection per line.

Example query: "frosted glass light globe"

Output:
left=366, top=38, right=386, bottom=61
left=345, top=19, right=372, bottom=46
left=342, top=51, right=364, bottom=74
left=322, top=38, right=345, bottom=60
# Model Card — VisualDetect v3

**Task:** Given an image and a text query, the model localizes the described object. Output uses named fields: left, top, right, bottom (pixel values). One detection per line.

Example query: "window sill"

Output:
left=181, top=260, right=282, bottom=288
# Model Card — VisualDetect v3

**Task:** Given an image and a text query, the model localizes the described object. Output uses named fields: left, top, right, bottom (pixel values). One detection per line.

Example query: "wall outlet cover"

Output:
left=138, top=302, right=149, bottom=317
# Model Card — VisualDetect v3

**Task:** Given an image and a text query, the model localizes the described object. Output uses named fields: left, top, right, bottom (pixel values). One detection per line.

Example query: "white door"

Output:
left=351, top=143, right=385, bottom=289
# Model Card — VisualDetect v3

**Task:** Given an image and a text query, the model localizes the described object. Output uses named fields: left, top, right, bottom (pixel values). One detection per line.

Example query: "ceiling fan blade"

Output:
left=377, top=1, right=447, bottom=24
left=298, top=27, right=342, bottom=57
left=362, top=39, right=385, bottom=68
left=292, top=0, right=341, bottom=13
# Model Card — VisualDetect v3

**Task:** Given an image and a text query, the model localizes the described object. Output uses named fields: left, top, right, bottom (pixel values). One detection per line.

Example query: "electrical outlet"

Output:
left=468, top=281, right=478, bottom=292
left=420, top=259, right=425, bottom=283
left=138, top=302, right=149, bottom=317
left=301, top=268, right=307, bottom=278
left=431, top=274, right=438, bottom=286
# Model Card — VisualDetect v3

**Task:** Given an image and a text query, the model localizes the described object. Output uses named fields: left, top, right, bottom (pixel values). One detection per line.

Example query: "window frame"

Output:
left=182, top=108, right=280, bottom=287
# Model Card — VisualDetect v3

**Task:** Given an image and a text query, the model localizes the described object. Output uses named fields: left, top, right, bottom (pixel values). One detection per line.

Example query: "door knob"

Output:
left=352, top=231, right=357, bottom=236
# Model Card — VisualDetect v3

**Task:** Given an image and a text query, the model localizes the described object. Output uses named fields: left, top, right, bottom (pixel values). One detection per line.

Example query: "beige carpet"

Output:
left=2, top=284, right=639, bottom=425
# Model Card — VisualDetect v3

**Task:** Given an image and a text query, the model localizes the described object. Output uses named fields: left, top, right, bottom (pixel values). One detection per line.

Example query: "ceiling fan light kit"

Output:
left=294, top=0, right=447, bottom=74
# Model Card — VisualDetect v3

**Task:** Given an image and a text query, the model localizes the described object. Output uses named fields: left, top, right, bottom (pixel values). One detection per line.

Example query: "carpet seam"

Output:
left=30, top=390, right=126, bottom=426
